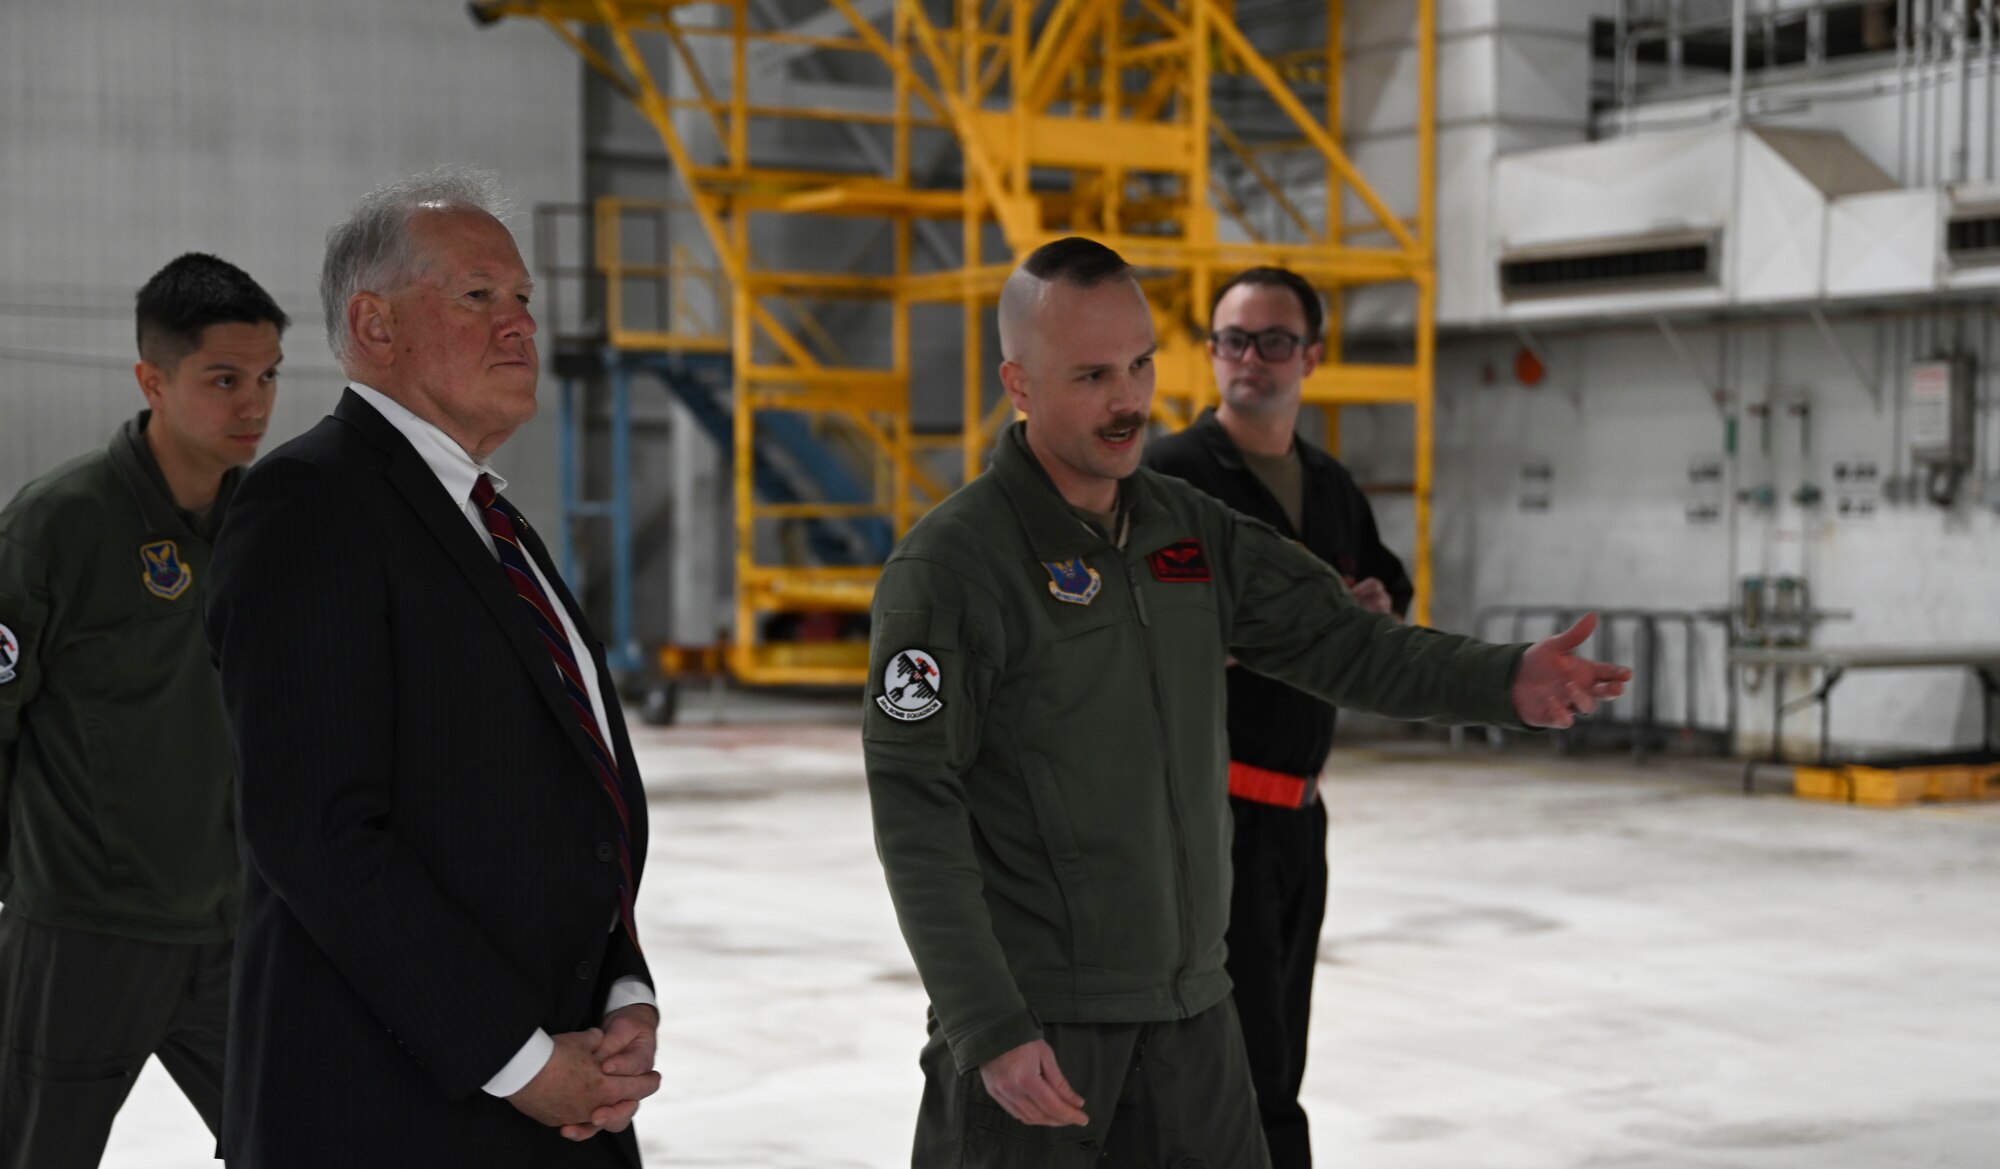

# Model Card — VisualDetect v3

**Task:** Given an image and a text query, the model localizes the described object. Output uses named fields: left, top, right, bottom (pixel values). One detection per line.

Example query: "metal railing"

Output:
left=1471, top=605, right=1739, bottom=760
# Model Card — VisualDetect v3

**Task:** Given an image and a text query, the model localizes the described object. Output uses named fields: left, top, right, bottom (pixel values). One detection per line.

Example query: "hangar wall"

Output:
left=0, top=0, right=582, bottom=525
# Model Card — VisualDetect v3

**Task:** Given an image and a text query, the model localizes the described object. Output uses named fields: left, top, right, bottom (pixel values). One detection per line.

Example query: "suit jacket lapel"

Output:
left=331, top=391, right=607, bottom=775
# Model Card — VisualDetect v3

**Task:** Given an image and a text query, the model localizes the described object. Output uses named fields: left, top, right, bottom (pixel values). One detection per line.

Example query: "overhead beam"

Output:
left=746, top=0, right=896, bottom=71
left=746, top=0, right=958, bottom=268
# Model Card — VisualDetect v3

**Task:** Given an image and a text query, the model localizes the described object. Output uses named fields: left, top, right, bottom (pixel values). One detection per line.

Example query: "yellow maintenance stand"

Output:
left=473, top=0, right=1439, bottom=687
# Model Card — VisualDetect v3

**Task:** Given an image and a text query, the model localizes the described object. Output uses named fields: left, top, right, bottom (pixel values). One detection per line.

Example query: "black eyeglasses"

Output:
left=1212, top=327, right=1306, bottom=362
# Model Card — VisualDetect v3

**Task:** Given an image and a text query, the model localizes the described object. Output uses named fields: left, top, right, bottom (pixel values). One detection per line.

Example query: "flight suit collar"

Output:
left=106, top=410, right=234, bottom=540
left=993, top=420, right=1163, bottom=560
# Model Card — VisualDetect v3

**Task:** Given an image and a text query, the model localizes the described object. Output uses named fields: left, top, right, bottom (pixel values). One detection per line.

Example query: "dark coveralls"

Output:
left=1146, top=408, right=1412, bottom=1169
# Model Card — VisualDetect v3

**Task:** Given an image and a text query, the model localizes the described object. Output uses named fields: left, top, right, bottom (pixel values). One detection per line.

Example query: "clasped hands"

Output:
left=508, top=1003, right=662, bottom=1142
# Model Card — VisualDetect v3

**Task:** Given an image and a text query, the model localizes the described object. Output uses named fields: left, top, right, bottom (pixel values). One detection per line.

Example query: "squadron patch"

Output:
left=1042, top=557, right=1102, bottom=606
left=1146, top=537, right=1212, bottom=583
left=877, top=648, right=944, bottom=722
left=140, top=540, right=191, bottom=601
left=0, top=624, right=18, bottom=685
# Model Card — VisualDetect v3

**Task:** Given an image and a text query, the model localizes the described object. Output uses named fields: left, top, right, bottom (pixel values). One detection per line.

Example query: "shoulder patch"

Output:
left=0, top=624, right=18, bottom=684
left=877, top=648, right=944, bottom=722
left=1146, top=537, right=1212, bottom=583
left=139, top=539, right=191, bottom=601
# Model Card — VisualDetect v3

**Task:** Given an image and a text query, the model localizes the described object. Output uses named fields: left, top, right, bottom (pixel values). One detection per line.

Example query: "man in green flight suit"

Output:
left=862, top=237, right=1626, bottom=1168
left=0, top=253, right=287, bottom=1167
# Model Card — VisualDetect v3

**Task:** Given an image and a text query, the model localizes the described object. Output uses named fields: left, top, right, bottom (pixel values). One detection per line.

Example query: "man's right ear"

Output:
left=133, top=360, right=166, bottom=407
left=998, top=359, right=1029, bottom=413
left=346, top=293, right=394, bottom=365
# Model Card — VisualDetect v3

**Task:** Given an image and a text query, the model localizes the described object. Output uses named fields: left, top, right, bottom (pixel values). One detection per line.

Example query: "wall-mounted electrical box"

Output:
left=1906, top=357, right=1976, bottom=505
left=1908, top=358, right=1974, bottom=470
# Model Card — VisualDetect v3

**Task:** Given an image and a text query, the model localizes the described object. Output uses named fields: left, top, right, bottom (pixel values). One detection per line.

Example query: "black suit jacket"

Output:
left=207, top=390, right=651, bottom=1168
left=1144, top=408, right=1412, bottom=779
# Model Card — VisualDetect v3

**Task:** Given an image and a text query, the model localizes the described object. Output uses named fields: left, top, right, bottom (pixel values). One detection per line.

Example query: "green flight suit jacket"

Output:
left=0, top=412, right=240, bottom=942
left=864, top=421, right=1527, bottom=1073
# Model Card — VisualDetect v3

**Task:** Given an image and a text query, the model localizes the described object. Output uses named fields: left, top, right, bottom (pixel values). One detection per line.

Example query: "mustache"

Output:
left=1100, top=412, right=1149, bottom=432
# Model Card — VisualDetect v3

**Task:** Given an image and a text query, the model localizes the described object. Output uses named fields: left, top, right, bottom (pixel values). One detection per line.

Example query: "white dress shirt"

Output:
left=347, top=383, right=656, bottom=1098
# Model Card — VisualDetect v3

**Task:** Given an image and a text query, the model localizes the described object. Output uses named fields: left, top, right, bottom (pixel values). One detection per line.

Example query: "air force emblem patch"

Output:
left=140, top=540, right=191, bottom=601
left=0, top=624, right=18, bottom=685
left=1042, top=557, right=1102, bottom=605
left=877, top=648, right=944, bottom=722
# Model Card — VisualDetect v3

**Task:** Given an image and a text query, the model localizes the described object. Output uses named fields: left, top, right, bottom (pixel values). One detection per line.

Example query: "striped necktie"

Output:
left=472, top=473, right=639, bottom=951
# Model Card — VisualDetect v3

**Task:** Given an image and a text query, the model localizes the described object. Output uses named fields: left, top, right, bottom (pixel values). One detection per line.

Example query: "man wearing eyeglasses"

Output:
left=1143, top=266, right=1410, bottom=1169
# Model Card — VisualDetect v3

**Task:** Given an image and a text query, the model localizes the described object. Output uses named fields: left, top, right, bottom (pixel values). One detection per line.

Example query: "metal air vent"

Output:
left=1946, top=210, right=2000, bottom=266
left=1500, top=229, right=1719, bottom=299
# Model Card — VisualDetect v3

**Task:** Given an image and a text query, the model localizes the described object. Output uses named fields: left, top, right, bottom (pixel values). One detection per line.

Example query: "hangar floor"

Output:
left=107, top=693, right=2000, bottom=1167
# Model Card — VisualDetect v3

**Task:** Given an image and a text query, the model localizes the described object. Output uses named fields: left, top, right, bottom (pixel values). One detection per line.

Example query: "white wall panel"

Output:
left=0, top=2, right=582, bottom=522
left=1492, top=18, right=1593, bottom=124
left=1431, top=317, right=2000, bottom=756
left=1436, top=123, right=1500, bottom=322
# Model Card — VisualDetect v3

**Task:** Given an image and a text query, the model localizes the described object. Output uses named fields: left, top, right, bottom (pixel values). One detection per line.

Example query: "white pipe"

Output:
left=1759, top=326, right=1774, bottom=587
left=1614, top=0, right=1630, bottom=114
left=1916, top=0, right=1932, bottom=186
left=1899, top=0, right=1912, bottom=182
left=1932, top=0, right=1943, bottom=185
left=1730, top=0, right=1747, bottom=123
left=1976, top=0, right=1992, bottom=182
left=1957, top=0, right=1973, bottom=183
left=1891, top=318, right=1906, bottom=492
left=1983, top=310, right=1994, bottom=484
left=1933, top=0, right=1948, bottom=188
left=1723, top=327, right=1740, bottom=657
left=1671, top=0, right=1686, bottom=91
left=1781, top=328, right=1816, bottom=617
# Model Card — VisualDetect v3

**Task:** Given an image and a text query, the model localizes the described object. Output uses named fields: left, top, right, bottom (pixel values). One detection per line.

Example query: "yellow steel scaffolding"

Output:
left=474, top=0, right=1438, bottom=685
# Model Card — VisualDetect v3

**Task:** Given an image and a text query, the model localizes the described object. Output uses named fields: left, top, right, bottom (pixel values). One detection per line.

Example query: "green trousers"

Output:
left=0, top=912, right=229, bottom=1169
left=912, top=998, right=1272, bottom=1168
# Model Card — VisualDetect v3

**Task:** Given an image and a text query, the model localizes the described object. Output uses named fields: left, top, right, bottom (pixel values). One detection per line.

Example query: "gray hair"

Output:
left=319, top=166, right=513, bottom=366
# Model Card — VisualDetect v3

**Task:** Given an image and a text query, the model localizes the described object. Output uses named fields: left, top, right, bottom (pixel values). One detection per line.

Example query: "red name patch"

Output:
left=1147, top=538, right=1212, bottom=583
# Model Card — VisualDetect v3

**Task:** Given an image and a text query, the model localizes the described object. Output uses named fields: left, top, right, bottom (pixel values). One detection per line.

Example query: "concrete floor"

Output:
left=106, top=697, right=2000, bottom=1167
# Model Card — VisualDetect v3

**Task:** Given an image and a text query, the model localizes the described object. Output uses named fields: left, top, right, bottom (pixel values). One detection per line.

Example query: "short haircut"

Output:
left=1020, top=236, right=1133, bottom=287
left=1209, top=266, right=1325, bottom=344
left=135, top=253, right=290, bottom=372
left=320, top=165, right=511, bottom=366
left=999, top=237, right=1137, bottom=362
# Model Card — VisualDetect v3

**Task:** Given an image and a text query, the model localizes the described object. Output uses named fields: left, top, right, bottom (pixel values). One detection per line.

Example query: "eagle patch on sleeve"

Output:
left=876, top=648, right=944, bottom=721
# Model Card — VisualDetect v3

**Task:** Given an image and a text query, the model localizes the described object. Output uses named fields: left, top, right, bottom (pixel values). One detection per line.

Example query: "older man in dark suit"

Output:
left=207, top=168, right=660, bottom=1167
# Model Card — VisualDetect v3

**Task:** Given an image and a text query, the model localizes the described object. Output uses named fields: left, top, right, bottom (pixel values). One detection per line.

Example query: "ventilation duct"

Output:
left=1480, top=125, right=1923, bottom=325
left=1500, top=230, right=1719, bottom=300
left=1947, top=205, right=2000, bottom=267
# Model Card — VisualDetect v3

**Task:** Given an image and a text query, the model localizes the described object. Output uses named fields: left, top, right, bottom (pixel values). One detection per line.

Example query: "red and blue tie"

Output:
left=472, top=473, right=639, bottom=951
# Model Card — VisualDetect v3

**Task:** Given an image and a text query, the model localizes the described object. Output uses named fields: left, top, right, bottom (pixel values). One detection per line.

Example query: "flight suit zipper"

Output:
left=1122, top=555, right=1193, bottom=1017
